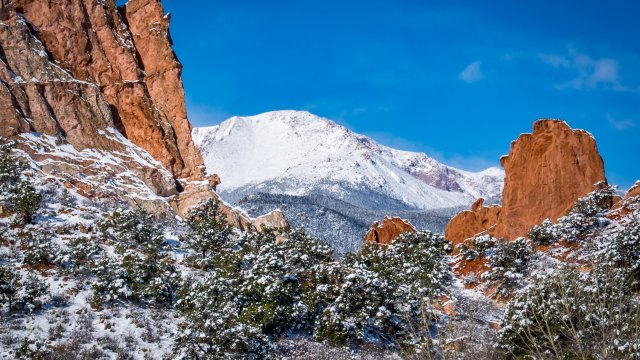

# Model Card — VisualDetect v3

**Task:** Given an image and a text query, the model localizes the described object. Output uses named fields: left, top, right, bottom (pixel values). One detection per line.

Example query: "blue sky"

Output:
left=154, top=0, right=639, bottom=189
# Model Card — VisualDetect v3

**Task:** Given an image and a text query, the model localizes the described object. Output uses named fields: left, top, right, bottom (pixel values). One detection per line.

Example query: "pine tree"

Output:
left=485, top=238, right=533, bottom=296
left=20, top=272, right=48, bottom=312
left=23, top=229, right=59, bottom=267
left=101, top=208, right=168, bottom=260
left=181, top=199, right=232, bottom=260
left=0, top=263, right=21, bottom=311
left=0, top=140, right=41, bottom=225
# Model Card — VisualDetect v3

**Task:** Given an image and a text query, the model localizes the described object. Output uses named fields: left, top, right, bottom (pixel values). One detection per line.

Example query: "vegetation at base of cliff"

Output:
left=499, top=221, right=640, bottom=359
left=0, top=141, right=41, bottom=225
left=528, top=184, right=617, bottom=245
left=174, top=204, right=452, bottom=358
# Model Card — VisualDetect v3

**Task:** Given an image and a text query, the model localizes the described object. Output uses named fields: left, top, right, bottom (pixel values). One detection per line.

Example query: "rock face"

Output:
left=364, top=216, right=416, bottom=245
left=168, top=182, right=290, bottom=231
left=1, top=0, right=203, bottom=180
left=626, top=181, right=640, bottom=200
left=446, top=120, right=606, bottom=243
left=0, top=0, right=288, bottom=228
left=445, top=198, right=501, bottom=246
left=252, top=210, right=290, bottom=232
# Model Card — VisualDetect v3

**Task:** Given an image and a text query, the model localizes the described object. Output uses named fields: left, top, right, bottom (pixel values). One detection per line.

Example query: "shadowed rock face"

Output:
left=364, top=216, right=416, bottom=245
left=446, top=120, right=606, bottom=243
left=1, top=0, right=203, bottom=180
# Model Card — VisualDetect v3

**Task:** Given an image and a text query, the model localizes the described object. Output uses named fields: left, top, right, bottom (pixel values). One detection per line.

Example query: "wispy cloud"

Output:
left=459, top=61, right=483, bottom=83
left=537, top=54, right=570, bottom=68
left=539, top=49, right=626, bottom=91
left=606, top=113, right=635, bottom=130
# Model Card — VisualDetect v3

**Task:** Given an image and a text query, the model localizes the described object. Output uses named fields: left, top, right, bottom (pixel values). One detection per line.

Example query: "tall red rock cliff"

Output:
left=1, top=0, right=203, bottom=180
left=446, top=120, right=606, bottom=244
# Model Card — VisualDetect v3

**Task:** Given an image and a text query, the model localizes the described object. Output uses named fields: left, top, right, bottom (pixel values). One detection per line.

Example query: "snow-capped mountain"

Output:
left=193, top=110, right=504, bottom=253
left=194, top=110, right=503, bottom=207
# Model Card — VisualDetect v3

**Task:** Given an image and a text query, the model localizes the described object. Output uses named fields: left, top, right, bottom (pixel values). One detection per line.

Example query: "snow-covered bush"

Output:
left=22, top=229, right=60, bottom=267
left=175, top=228, right=335, bottom=358
left=64, top=236, right=101, bottom=271
left=457, top=234, right=496, bottom=260
left=484, top=238, right=532, bottom=297
left=0, top=140, right=41, bottom=225
left=180, top=199, right=232, bottom=264
left=19, top=271, right=49, bottom=312
left=91, top=251, right=180, bottom=308
left=525, top=185, right=617, bottom=245
left=527, top=219, right=558, bottom=245
left=571, top=182, right=616, bottom=217
left=315, top=231, right=451, bottom=349
left=0, top=262, right=21, bottom=311
left=599, top=220, right=640, bottom=289
left=99, top=208, right=168, bottom=259
left=498, top=264, right=640, bottom=359
left=0, top=262, right=48, bottom=313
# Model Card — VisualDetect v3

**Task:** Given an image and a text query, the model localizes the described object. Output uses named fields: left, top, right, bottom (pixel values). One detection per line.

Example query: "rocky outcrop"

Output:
left=0, top=0, right=289, bottom=230
left=0, top=6, right=178, bottom=205
left=168, top=181, right=289, bottom=231
left=626, top=181, right=640, bottom=200
left=446, top=120, right=606, bottom=243
left=445, top=198, right=501, bottom=246
left=1, top=0, right=203, bottom=180
left=252, top=210, right=290, bottom=232
left=364, top=216, right=416, bottom=245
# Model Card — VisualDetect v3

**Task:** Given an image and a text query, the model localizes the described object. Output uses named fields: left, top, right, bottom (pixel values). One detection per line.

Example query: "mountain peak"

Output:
left=193, top=110, right=504, bottom=210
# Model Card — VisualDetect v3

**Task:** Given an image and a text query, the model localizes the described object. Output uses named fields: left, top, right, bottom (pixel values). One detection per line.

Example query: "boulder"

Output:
left=364, top=216, right=416, bottom=245
left=252, top=210, right=290, bottom=232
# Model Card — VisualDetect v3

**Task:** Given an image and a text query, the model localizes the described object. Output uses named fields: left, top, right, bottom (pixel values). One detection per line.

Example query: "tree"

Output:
left=484, top=237, right=533, bottom=297
left=0, top=263, right=21, bottom=311
left=23, top=229, right=59, bottom=267
left=498, top=265, right=640, bottom=359
left=100, top=208, right=168, bottom=260
left=175, top=228, right=335, bottom=358
left=181, top=199, right=232, bottom=261
left=315, top=231, right=452, bottom=349
left=0, top=140, right=41, bottom=225
left=20, top=272, right=48, bottom=312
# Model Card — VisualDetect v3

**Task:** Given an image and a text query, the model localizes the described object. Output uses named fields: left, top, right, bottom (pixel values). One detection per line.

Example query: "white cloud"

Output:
left=606, top=113, right=635, bottom=130
left=459, top=61, right=483, bottom=83
left=538, top=54, right=570, bottom=68
left=540, top=49, right=626, bottom=91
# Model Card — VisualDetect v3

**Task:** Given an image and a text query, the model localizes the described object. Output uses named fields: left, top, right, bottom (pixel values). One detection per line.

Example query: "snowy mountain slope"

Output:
left=193, top=110, right=503, bottom=252
left=193, top=110, right=503, bottom=210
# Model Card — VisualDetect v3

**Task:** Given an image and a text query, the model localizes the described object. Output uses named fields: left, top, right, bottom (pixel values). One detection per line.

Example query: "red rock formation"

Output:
left=445, top=198, right=501, bottom=246
left=252, top=210, right=290, bottom=232
left=168, top=181, right=289, bottom=231
left=3, top=0, right=203, bottom=180
left=446, top=120, right=606, bottom=243
left=364, top=216, right=416, bottom=245
left=626, top=181, right=640, bottom=200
